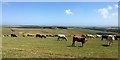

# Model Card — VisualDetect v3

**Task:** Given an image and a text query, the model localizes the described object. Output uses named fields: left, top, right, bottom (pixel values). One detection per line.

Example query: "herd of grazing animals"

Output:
left=2, top=32, right=120, bottom=47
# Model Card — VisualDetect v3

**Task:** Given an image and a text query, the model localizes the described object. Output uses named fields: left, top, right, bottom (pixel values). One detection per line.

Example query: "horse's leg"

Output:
left=115, top=37, right=117, bottom=40
left=57, top=37, right=59, bottom=40
left=107, top=40, right=110, bottom=46
left=106, top=38, right=108, bottom=40
left=81, top=42, right=84, bottom=47
left=109, top=41, right=111, bottom=46
left=72, top=40, right=75, bottom=46
left=65, top=39, right=67, bottom=41
left=40, top=36, right=42, bottom=38
left=109, top=40, right=113, bottom=46
left=64, top=37, right=67, bottom=41
left=101, top=37, right=103, bottom=40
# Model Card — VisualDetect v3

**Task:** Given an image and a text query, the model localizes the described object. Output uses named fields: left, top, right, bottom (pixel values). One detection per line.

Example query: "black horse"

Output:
left=11, top=34, right=17, bottom=37
left=114, top=36, right=120, bottom=40
left=101, top=35, right=108, bottom=40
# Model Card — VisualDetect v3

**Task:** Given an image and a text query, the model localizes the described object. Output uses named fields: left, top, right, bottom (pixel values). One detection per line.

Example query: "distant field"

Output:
left=2, top=27, right=117, bottom=36
left=2, top=27, right=118, bottom=58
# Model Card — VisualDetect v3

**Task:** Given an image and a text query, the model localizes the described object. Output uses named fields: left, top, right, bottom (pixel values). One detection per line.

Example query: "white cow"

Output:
left=57, top=34, right=68, bottom=41
left=107, top=35, right=115, bottom=46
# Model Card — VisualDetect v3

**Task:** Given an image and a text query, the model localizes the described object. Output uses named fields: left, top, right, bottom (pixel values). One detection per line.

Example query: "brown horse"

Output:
left=72, top=35, right=87, bottom=47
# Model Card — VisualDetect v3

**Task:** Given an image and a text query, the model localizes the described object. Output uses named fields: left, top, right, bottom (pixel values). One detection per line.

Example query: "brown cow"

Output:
left=72, top=35, right=87, bottom=47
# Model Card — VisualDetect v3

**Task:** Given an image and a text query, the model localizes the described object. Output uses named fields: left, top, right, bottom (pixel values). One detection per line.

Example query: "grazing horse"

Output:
left=46, top=34, right=54, bottom=37
left=96, top=35, right=102, bottom=38
left=101, top=35, right=115, bottom=40
left=57, top=34, right=68, bottom=41
left=86, top=34, right=94, bottom=38
left=11, top=34, right=17, bottom=37
left=27, top=34, right=34, bottom=37
left=41, top=35, right=46, bottom=38
left=36, top=34, right=46, bottom=38
left=54, top=34, right=58, bottom=37
left=101, top=35, right=108, bottom=40
left=107, top=35, right=115, bottom=46
left=72, top=35, right=87, bottom=47
left=3, top=34, right=9, bottom=37
left=36, top=34, right=42, bottom=38
left=114, top=36, right=120, bottom=40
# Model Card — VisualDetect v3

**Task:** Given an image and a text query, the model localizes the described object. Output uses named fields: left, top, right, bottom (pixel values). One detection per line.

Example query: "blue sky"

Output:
left=2, top=2, right=118, bottom=27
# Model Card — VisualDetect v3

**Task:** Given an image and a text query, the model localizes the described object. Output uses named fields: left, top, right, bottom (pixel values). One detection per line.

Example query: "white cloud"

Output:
left=98, top=4, right=118, bottom=19
left=111, top=12, right=118, bottom=17
left=108, top=6, right=112, bottom=10
left=65, top=9, right=73, bottom=15
left=98, top=8, right=110, bottom=19
left=115, top=4, right=118, bottom=8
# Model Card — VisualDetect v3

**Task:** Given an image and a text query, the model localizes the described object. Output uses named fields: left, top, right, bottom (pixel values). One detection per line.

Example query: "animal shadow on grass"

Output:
left=102, top=44, right=110, bottom=47
left=78, top=46, right=83, bottom=47
left=67, top=45, right=83, bottom=47
left=67, top=45, right=76, bottom=47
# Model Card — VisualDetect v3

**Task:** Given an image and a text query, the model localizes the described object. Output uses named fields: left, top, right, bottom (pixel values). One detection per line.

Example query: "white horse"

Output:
left=86, top=34, right=95, bottom=38
left=107, top=35, right=115, bottom=46
left=96, top=35, right=102, bottom=38
left=57, top=34, right=68, bottom=41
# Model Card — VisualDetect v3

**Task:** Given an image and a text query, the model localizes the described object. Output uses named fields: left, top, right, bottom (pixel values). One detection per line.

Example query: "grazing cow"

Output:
left=86, top=34, right=94, bottom=38
left=106, top=35, right=115, bottom=46
left=57, top=34, right=68, bottom=41
left=11, top=34, right=17, bottom=37
left=114, top=36, right=120, bottom=40
left=96, top=35, right=102, bottom=38
left=36, top=34, right=46, bottom=38
left=72, top=35, right=87, bottom=47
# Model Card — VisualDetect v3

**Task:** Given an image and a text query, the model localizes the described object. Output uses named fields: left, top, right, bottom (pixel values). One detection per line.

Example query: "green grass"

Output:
left=2, top=27, right=118, bottom=58
left=2, top=37, right=118, bottom=58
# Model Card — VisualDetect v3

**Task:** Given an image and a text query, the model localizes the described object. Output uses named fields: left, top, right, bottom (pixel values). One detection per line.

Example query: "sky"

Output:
left=2, top=2, right=119, bottom=27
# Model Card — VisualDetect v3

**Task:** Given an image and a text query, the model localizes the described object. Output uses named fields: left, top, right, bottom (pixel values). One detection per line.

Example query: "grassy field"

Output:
left=2, top=27, right=118, bottom=58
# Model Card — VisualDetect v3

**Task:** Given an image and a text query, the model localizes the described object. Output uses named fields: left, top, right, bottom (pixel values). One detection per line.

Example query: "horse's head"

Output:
left=81, top=35, right=87, bottom=38
left=81, top=35, right=87, bottom=41
left=64, top=37, right=68, bottom=41
left=73, top=35, right=76, bottom=36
